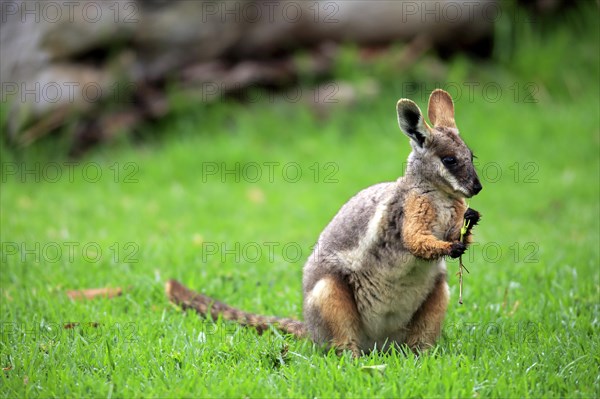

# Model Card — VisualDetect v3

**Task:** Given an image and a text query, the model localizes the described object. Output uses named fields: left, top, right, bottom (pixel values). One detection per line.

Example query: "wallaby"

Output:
left=167, top=89, right=482, bottom=356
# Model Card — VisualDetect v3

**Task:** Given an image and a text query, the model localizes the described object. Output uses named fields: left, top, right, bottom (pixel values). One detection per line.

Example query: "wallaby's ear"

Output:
left=396, top=99, right=431, bottom=148
left=428, top=89, right=456, bottom=128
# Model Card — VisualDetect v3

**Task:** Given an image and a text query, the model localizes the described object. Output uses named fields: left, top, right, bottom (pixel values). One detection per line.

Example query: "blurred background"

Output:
left=1, top=0, right=595, bottom=152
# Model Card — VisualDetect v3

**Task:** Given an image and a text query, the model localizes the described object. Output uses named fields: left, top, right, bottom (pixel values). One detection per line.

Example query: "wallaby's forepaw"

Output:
left=449, top=241, right=467, bottom=258
left=464, top=208, right=481, bottom=230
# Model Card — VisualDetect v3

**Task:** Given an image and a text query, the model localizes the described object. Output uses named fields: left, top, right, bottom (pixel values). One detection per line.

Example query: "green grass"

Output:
left=1, top=5, right=599, bottom=398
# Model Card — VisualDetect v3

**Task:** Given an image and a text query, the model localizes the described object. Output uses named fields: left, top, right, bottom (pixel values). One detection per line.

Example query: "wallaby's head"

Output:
left=396, top=89, right=482, bottom=199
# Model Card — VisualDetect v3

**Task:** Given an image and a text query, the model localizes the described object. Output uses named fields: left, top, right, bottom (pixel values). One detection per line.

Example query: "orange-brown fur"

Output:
left=166, top=279, right=307, bottom=337
left=402, top=192, right=455, bottom=259
left=309, top=277, right=362, bottom=356
left=406, top=273, right=449, bottom=350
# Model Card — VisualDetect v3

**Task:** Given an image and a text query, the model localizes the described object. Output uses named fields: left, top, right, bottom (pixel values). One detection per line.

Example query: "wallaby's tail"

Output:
left=165, top=279, right=307, bottom=338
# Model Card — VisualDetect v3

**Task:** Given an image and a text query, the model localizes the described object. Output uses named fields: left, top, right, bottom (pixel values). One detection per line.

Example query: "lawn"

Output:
left=1, top=5, right=599, bottom=398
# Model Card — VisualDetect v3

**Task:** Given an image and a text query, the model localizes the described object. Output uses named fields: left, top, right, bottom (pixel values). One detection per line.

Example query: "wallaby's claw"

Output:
left=464, top=208, right=481, bottom=228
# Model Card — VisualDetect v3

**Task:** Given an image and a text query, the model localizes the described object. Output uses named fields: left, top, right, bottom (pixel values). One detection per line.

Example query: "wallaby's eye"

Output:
left=441, top=156, right=458, bottom=167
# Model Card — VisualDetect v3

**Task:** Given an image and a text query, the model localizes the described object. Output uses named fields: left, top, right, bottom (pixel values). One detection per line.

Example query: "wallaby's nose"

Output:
left=473, top=179, right=483, bottom=195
